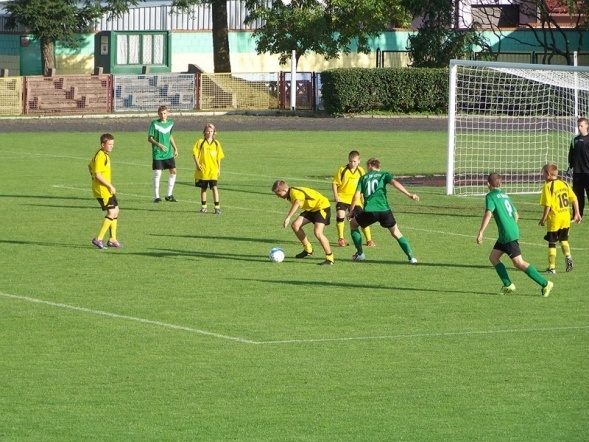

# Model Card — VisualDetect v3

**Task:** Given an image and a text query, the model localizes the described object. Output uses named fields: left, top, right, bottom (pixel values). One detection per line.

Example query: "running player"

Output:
left=477, top=172, right=553, bottom=297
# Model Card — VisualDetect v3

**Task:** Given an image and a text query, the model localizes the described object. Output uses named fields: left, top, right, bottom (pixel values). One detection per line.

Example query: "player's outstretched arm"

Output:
left=477, top=210, right=492, bottom=244
left=391, top=179, right=419, bottom=201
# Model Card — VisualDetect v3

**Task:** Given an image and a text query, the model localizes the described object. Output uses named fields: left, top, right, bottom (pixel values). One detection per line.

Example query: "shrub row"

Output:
left=320, top=68, right=449, bottom=114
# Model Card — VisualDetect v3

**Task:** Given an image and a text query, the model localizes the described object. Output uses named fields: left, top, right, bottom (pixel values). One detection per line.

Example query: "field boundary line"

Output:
left=2, top=292, right=587, bottom=346
left=0, top=292, right=259, bottom=344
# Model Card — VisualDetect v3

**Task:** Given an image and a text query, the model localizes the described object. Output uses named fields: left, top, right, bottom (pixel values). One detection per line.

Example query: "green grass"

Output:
left=1, top=129, right=588, bottom=440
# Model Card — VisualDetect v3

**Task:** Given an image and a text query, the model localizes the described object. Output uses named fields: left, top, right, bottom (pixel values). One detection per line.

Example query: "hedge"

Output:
left=320, top=68, right=449, bottom=114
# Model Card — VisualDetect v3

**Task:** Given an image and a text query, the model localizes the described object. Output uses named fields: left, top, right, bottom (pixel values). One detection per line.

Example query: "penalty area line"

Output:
left=0, top=292, right=259, bottom=345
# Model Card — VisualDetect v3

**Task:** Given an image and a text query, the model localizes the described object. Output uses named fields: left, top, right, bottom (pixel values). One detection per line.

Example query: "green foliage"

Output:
left=244, top=0, right=409, bottom=66
left=4, top=0, right=143, bottom=74
left=321, top=67, right=448, bottom=114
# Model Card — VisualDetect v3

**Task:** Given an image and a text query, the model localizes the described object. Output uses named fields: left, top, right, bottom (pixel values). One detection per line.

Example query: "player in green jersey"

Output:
left=477, top=173, right=553, bottom=297
left=148, top=105, right=179, bottom=203
left=348, top=158, right=419, bottom=263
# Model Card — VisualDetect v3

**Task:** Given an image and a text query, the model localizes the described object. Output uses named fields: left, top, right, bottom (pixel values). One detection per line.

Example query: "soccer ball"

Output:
left=269, top=247, right=285, bottom=263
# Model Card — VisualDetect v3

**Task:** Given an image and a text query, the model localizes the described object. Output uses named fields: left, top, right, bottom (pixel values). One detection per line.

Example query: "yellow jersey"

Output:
left=289, top=187, right=330, bottom=212
left=89, top=149, right=111, bottom=199
left=540, top=178, right=577, bottom=231
left=192, top=138, right=225, bottom=180
left=332, top=165, right=366, bottom=204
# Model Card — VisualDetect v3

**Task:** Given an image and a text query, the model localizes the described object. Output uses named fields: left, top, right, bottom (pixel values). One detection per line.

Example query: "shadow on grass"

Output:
left=230, top=277, right=494, bottom=296
left=151, top=233, right=299, bottom=245
left=0, top=194, right=88, bottom=201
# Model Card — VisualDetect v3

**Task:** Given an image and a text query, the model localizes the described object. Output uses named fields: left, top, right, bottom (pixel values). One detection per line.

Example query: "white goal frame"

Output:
left=447, top=60, right=589, bottom=196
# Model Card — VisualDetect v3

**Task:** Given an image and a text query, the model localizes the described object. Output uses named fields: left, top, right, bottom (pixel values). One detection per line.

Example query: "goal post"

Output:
left=447, top=60, right=589, bottom=196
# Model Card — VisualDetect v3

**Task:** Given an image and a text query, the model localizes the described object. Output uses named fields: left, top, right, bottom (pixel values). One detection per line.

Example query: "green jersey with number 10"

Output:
left=357, top=170, right=394, bottom=212
left=485, top=188, right=519, bottom=243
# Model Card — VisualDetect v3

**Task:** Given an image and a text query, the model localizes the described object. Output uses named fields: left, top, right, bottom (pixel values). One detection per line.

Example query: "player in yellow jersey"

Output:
left=88, top=133, right=122, bottom=249
left=193, top=123, right=225, bottom=214
left=538, top=163, right=582, bottom=273
left=272, top=180, right=335, bottom=265
left=332, top=150, right=374, bottom=247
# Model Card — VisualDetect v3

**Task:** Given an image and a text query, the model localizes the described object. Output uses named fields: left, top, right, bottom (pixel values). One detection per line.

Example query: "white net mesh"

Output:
left=448, top=61, right=589, bottom=195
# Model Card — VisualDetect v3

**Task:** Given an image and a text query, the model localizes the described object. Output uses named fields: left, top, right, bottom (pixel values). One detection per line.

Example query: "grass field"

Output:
left=1, top=129, right=588, bottom=440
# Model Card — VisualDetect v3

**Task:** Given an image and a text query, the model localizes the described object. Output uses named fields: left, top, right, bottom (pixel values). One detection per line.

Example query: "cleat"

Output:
left=295, top=250, right=313, bottom=259
left=106, top=240, right=123, bottom=248
left=366, top=240, right=376, bottom=247
left=352, top=252, right=366, bottom=261
left=199, top=208, right=207, bottom=213
left=544, top=268, right=556, bottom=274
left=319, top=259, right=334, bottom=266
left=337, top=238, right=347, bottom=247
left=499, top=283, right=516, bottom=295
left=214, top=209, right=222, bottom=215
left=565, top=256, right=573, bottom=272
left=92, top=238, right=106, bottom=250
left=165, top=195, right=177, bottom=202
left=409, top=257, right=418, bottom=264
left=542, top=281, right=554, bottom=297
left=154, top=198, right=162, bottom=203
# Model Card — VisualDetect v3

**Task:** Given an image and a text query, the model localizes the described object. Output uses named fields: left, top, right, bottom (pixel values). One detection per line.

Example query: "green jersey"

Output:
left=485, top=188, right=519, bottom=243
left=148, top=119, right=174, bottom=160
left=357, top=170, right=394, bottom=212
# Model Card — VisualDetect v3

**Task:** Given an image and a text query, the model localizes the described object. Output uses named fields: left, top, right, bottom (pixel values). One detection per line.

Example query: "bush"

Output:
left=321, top=68, right=449, bottom=114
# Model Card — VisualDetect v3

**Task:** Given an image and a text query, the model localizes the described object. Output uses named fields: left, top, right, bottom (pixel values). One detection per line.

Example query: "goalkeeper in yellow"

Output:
left=272, top=180, right=335, bottom=266
left=538, top=163, right=582, bottom=273
left=332, top=150, right=374, bottom=247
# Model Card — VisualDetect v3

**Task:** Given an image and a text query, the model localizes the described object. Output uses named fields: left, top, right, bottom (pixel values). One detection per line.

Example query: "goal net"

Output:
left=447, top=60, right=589, bottom=196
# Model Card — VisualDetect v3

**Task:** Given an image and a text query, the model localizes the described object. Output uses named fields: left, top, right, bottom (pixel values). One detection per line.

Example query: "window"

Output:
left=116, top=33, right=167, bottom=66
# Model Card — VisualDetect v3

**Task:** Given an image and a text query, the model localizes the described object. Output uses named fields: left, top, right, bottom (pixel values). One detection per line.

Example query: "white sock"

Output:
left=153, top=170, right=162, bottom=199
left=167, top=173, right=177, bottom=197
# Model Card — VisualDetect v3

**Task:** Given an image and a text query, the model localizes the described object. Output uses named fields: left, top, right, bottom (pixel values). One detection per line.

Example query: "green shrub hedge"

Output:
left=320, top=68, right=449, bottom=114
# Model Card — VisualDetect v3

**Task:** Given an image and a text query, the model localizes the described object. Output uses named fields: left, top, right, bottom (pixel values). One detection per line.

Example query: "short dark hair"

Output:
left=100, top=133, right=114, bottom=144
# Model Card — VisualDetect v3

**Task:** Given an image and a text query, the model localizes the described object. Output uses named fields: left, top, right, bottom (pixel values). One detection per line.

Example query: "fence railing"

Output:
left=0, top=72, right=319, bottom=116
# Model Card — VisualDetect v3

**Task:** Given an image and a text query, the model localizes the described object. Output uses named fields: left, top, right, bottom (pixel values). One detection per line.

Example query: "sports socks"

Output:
left=97, top=216, right=113, bottom=241
left=362, top=226, right=372, bottom=242
left=351, top=228, right=363, bottom=254
left=525, top=264, right=547, bottom=287
left=303, top=241, right=313, bottom=254
left=167, top=173, right=177, bottom=197
left=494, top=262, right=511, bottom=286
left=336, top=218, right=345, bottom=238
left=560, top=241, right=571, bottom=258
left=153, top=169, right=162, bottom=199
left=326, top=252, right=334, bottom=263
left=396, top=236, right=414, bottom=259
left=109, top=218, right=118, bottom=242
left=548, top=244, right=557, bottom=270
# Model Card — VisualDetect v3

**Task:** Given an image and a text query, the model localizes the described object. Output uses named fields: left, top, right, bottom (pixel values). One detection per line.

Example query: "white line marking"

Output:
left=0, top=292, right=258, bottom=344
left=1, top=292, right=587, bottom=346
left=257, top=325, right=589, bottom=345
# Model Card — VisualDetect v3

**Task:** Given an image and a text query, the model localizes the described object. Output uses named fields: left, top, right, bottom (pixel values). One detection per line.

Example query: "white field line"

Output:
left=0, top=292, right=258, bottom=345
left=2, top=292, right=588, bottom=346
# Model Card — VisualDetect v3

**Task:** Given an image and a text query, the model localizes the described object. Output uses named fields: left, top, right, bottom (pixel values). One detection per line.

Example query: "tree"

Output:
left=469, top=0, right=588, bottom=65
left=171, top=0, right=232, bottom=73
left=5, top=0, right=144, bottom=76
left=243, top=0, right=410, bottom=69
left=403, top=0, right=489, bottom=67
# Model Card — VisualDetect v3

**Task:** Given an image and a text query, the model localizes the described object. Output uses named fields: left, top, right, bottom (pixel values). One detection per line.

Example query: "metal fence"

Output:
left=0, top=71, right=321, bottom=116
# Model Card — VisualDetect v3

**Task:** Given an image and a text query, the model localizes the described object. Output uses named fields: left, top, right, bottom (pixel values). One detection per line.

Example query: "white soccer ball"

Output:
left=269, top=247, right=285, bottom=263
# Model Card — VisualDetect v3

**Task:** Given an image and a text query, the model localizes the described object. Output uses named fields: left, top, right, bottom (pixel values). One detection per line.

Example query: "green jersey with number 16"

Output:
left=357, top=170, right=394, bottom=212
left=485, top=188, right=519, bottom=243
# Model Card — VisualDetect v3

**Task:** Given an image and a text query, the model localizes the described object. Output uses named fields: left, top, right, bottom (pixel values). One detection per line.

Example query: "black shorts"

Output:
left=301, top=207, right=331, bottom=225
left=354, top=210, right=396, bottom=229
left=97, top=195, right=118, bottom=211
left=335, top=202, right=363, bottom=217
left=195, top=180, right=218, bottom=189
left=493, top=240, right=522, bottom=259
left=544, top=228, right=570, bottom=243
left=153, top=158, right=176, bottom=170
